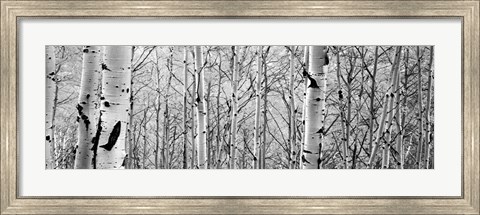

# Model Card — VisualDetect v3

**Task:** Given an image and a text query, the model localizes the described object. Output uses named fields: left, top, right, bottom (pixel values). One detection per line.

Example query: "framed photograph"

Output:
left=1, top=0, right=478, bottom=214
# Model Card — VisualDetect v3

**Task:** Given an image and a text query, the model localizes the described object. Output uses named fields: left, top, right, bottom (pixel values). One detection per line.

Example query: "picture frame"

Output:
left=1, top=0, right=478, bottom=214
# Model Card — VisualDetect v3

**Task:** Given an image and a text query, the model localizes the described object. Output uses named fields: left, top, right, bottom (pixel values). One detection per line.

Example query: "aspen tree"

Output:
left=253, top=46, right=262, bottom=169
left=394, top=93, right=402, bottom=169
left=154, top=49, right=161, bottom=169
left=162, top=47, right=174, bottom=169
left=194, top=46, right=207, bottom=169
left=368, top=46, right=379, bottom=154
left=382, top=46, right=402, bottom=169
left=399, top=48, right=410, bottom=169
left=45, top=46, right=56, bottom=169
left=215, top=55, right=223, bottom=169
left=95, top=46, right=132, bottom=169
left=182, top=46, right=189, bottom=169
left=142, top=107, right=148, bottom=168
left=288, top=46, right=297, bottom=169
left=303, top=46, right=328, bottom=169
left=335, top=47, right=348, bottom=168
left=191, top=50, right=196, bottom=169
left=260, top=47, right=270, bottom=169
left=126, top=46, right=135, bottom=169
left=415, top=46, right=424, bottom=169
left=74, top=46, right=102, bottom=169
left=206, top=81, right=212, bottom=168
left=345, top=51, right=354, bottom=169
left=368, top=46, right=402, bottom=168
left=394, top=59, right=403, bottom=169
left=299, top=46, right=309, bottom=168
left=424, top=46, right=434, bottom=169
left=229, top=46, right=239, bottom=169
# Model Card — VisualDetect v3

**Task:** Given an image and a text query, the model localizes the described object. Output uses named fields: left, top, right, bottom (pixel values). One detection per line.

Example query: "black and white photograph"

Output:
left=45, top=45, right=434, bottom=169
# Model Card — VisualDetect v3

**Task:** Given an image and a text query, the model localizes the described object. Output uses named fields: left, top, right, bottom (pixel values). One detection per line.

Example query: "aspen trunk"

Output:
left=194, top=46, right=207, bottom=169
left=394, top=97, right=402, bottom=169
left=45, top=46, right=56, bottom=169
left=382, top=47, right=402, bottom=169
left=261, top=47, right=271, bottom=169
left=163, top=47, right=173, bottom=169
left=253, top=46, right=262, bottom=169
left=74, top=46, right=102, bottom=169
left=155, top=50, right=161, bottom=169
left=182, top=46, right=189, bottom=169
left=127, top=46, right=135, bottom=169
left=424, top=46, right=434, bottom=169
left=345, top=58, right=353, bottom=169
left=399, top=48, right=410, bottom=169
left=335, top=48, right=348, bottom=169
left=143, top=108, right=148, bottom=169
left=415, top=46, right=424, bottom=169
left=302, top=46, right=328, bottom=169
left=229, top=46, right=239, bottom=169
left=215, top=59, right=223, bottom=169
left=368, top=46, right=402, bottom=168
left=394, top=62, right=403, bottom=169
left=288, top=46, right=297, bottom=169
left=299, top=46, right=309, bottom=168
left=368, top=46, right=379, bottom=155
left=206, top=82, right=212, bottom=168
left=95, top=46, right=131, bottom=169
left=191, top=52, right=196, bottom=169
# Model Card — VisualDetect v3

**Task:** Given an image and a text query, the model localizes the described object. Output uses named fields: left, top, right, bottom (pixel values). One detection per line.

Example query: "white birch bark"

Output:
left=368, top=46, right=401, bottom=168
left=398, top=48, right=410, bottom=169
left=288, top=46, right=297, bottom=169
left=183, top=46, right=189, bottom=169
left=302, top=46, right=328, bottom=169
left=45, top=46, right=56, bottom=169
left=253, top=46, right=262, bottom=169
left=382, top=46, right=402, bottom=169
left=163, top=47, right=173, bottom=169
left=191, top=51, right=196, bottom=168
left=194, top=46, right=207, bottom=169
left=415, top=46, right=424, bottom=169
left=74, top=46, right=102, bottom=169
left=299, top=46, right=309, bottom=168
left=95, top=46, right=132, bottom=169
left=126, top=47, right=135, bottom=169
left=229, top=46, right=239, bottom=169
left=368, top=46, right=379, bottom=159
left=424, top=46, right=434, bottom=169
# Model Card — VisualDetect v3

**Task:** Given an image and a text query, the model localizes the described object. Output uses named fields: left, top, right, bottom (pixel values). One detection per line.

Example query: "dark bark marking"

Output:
left=90, top=112, right=103, bottom=169
left=121, top=154, right=128, bottom=167
left=324, top=52, right=329, bottom=65
left=301, top=155, right=311, bottom=164
left=99, top=121, right=121, bottom=151
left=315, top=127, right=325, bottom=135
left=306, top=74, right=319, bottom=88
left=76, top=104, right=90, bottom=130
left=101, top=63, right=111, bottom=71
